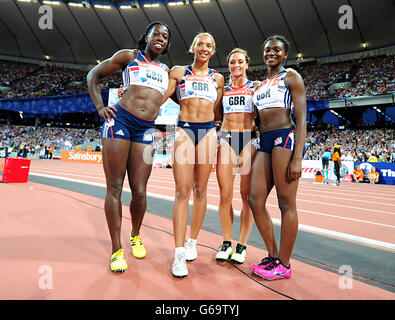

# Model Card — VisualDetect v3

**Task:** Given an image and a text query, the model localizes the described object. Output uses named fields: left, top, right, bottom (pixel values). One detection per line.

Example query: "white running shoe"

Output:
left=184, top=238, right=198, bottom=261
left=216, top=241, right=232, bottom=261
left=172, top=248, right=188, bottom=278
left=230, top=244, right=247, bottom=264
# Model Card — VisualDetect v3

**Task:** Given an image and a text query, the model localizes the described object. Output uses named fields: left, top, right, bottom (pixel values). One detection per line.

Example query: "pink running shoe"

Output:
left=254, top=259, right=291, bottom=280
left=249, top=256, right=276, bottom=272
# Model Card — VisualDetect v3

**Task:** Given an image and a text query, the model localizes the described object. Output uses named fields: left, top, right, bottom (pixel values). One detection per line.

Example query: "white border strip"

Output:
left=29, top=172, right=395, bottom=252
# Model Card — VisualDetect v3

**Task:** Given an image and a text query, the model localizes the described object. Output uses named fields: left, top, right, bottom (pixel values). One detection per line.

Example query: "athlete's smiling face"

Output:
left=263, top=39, right=288, bottom=67
left=193, top=35, right=215, bottom=62
left=146, top=24, right=169, bottom=55
left=228, top=52, right=248, bottom=79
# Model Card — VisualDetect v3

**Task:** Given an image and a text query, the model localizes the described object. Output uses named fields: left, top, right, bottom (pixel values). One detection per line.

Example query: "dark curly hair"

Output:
left=137, top=21, right=171, bottom=54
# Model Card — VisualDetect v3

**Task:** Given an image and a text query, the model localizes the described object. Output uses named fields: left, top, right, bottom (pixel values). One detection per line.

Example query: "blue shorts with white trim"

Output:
left=101, top=103, right=155, bottom=145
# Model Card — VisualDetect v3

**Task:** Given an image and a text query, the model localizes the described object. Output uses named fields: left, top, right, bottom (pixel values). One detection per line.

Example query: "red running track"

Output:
left=0, top=159, right=394, bottom=300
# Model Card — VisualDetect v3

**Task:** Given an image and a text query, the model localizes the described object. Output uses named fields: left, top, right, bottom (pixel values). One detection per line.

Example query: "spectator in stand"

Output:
left=368, top=166, right=380, bottom=184
left=368, top=152, right=378, bottom=162
left=352, top=165, right=364, bottom=183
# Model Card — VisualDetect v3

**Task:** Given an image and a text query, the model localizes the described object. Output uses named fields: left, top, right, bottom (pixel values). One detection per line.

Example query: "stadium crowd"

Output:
left=0, top=54, right=393, bottom=100
left=304, top=127, right=395, bottom=163
left=0, top=60, right=121, bottom=99
left=1, top=124, right=394, bottom=163
left=0, top=53, right=394, bottom=163
left=0, top=124, right=100, bottom=158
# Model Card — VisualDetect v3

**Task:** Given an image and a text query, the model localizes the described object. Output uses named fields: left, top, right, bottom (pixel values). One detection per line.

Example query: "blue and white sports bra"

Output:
left=222, top=80, right=255, bottom=114
left=177, top=65, right=218, bottom=104
left=253, top=70, right=293, bottom=111
left=122, top=50, right=169, bottom=96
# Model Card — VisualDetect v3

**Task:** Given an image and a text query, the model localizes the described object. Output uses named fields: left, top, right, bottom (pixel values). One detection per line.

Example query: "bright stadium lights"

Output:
left=43, top=1, right=61, bottom=5
left=94, top=4, right=112, bottom=9
left=17, top=0, right=31, bottom=2
left=45, top=55, right=50, bottom=60
left=143, top=3, right=160, bottom=7
left=96, top=60, right=101, bottom=64
left=361, top=42, right=368, bottom=48
left=68, top=2, right=84, bottom=7
left=168, top=1, right=185, bottom=5
left=193, top=0, right=210, bottom=3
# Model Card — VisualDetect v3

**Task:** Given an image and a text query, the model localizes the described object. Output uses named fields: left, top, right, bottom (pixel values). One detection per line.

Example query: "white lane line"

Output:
left=29, top=172, right=395, bottom=252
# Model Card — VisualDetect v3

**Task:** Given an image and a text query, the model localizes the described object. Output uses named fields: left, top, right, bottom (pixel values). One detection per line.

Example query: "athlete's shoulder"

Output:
left=170, top=65, right=187, bottom=73
left=110, top=49, right=137, bottom=68
left=113, top=49, right=137, bottom=59
left=169, top=65, right=187, bottom=81
left=214, top=72, right=224, bottom=84
left=253, top=80, right=262, bottom=89
left=285, top=68, right=302, bottom=79
left=161, top=63, right=170, bottom=72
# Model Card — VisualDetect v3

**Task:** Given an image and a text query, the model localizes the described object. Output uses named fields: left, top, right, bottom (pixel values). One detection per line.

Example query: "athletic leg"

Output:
left=171, top=128, right=195, bottom=276
left=216, top=141, right=237, bottom=243
left=271, top=147, right=300, bottom=267
left=238, top=140, right=256, bottom=245
left=126, top=142, right=154, bottom=237
left=102, top=138, right=130, bottom=253
left=189, top=127, right=218, bottom=240
left=248, top=151, right=278, bottom=258
left=171, top=128, right=195, bottom=248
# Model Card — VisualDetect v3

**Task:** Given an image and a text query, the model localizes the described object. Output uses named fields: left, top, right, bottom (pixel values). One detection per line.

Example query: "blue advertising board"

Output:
left=355, top=162, right=395, bottom=185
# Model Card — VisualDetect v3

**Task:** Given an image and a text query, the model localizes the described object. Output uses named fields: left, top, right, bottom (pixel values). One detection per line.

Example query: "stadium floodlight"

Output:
left=143, top=3, right=160, bottom=7
left=94, top=4, right=112, bottom=9
left=168, top=1, right=185, bottom=5
left=43, top=1, right=61, bottom=5
left=68, top=2, right=84, bottom=7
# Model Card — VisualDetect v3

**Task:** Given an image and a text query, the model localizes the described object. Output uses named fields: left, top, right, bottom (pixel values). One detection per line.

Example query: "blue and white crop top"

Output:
left=177, top=65, right=218, bottom=104
left=122, top=50, right=169, bottom=96
left=222, top=80, right=255, bottom=114
left=253, top=70, right=293, bottom=111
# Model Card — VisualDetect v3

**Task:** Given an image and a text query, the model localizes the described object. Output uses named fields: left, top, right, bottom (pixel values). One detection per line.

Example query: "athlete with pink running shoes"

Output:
left=248, top=35, right=307, bottom=280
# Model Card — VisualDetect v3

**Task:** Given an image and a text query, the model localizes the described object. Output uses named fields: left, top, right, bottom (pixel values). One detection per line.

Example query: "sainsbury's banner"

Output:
left=61, top=150, right=103, bottom=164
